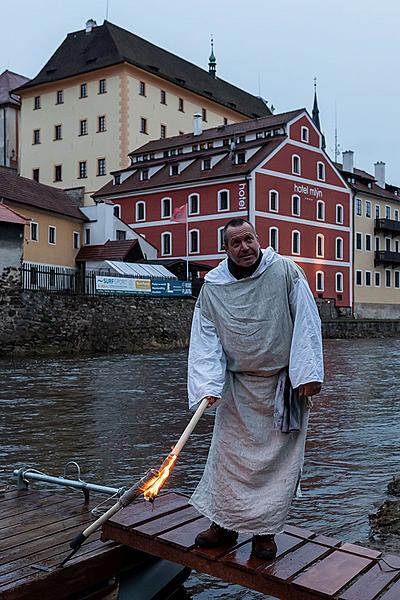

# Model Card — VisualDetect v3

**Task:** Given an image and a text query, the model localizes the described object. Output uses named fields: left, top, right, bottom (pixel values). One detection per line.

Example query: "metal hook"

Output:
left=63, top=461, right=82, bottom=481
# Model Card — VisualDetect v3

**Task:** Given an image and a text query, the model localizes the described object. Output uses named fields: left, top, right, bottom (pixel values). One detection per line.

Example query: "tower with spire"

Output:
left=312, top=78, right=326, bottom=150
left=208, top=35, right=216, bottom=78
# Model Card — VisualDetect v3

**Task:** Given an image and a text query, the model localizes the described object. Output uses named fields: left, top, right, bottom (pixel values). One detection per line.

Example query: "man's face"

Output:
left=224, top=223, right=261, bottom=267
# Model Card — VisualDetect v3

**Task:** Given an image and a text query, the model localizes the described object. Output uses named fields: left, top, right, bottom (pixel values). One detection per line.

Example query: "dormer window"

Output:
left=203, top=158, right=211, bottom=170
left=114, top=174, right=121, bottom=185
left=170, top=164, right=179, bottom=176
left=141, top=169, right=149, bottom=181
left=237, top=152, right=246, bottom=165
left=256, top=131, right=264, bottom=139
left=301, top=126, right=309, bottom=143
left=163, top=150, right=169, bottom=158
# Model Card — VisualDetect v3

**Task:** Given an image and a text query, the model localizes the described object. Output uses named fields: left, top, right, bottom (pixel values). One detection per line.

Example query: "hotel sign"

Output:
left=293, top=183, right=323, bottom=201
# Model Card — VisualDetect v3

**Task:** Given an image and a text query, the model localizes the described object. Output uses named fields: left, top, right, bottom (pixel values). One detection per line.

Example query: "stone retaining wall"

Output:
left=0, top=270, right=195, bottom=358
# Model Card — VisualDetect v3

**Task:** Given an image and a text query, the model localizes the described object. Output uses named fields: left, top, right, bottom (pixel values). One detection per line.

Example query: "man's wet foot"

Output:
left=251, top=534, right=277, bottom=560
left=195, top=522, right=238, bottom=547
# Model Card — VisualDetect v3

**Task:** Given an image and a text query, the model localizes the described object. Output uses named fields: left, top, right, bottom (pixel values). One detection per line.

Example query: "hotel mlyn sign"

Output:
left=94, top=108, right=352, bottom=308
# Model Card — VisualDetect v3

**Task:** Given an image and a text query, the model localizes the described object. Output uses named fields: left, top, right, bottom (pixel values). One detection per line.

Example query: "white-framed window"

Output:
left=385, top=205, right=391, bottom=219
left=375, top=204, right=380, bottom=218
left=336, top=237, right=343, bottom=260
left=336, top=272, right=343, bottom=293
left=269, top=227, right=279, bottom=251
left=374, top=271, right=381, bottom=287
left=113, top=204, right=121, bottom=218
left=217, top=226, right=225, bottom=252
left=218, top=189, right=230, bottom=211
left=292, top=230, right=300, bottom=255
left=79, top=83, right=87, bottom=98
left=292, top=194, right=300, bottom=216
left=161, top=232, right=172, bottom=256
left=269, top=190, right=279, bottom=212
left=34, top=95, right=41, bottom=110
left=395, top=271, right=400, bottom=288
left=356, top=232, right=362, bottom=250
left=73, top=231, right=80, bottom=249
left=189, top=229, right=200, bottom=254
left=375, top=236, right=380, bottom=251
left=365, top=201, right=371, bottom=218
left=85, top=228, right=91, bottom=244
left=385, top=269, right=392, bottom=287
left=78, top=160, right=87, bottom=179
left=316, top=271, right=324, bottom=292
left=385, top=237, right=391, bottom=252
left=188, top=193, right=200, bottom=215
left=365, top=271, right=372, bottom=287
left=99, top=78, right=107, bottom=94
left=161, top=197, right=172, bottom=219
left=98, top=115, right=106, bottom=132
left=336, top=204, right=344, bottom=224
left=356, top=198, right=362, bottom=216
left=365, top=234, right=372, bottom=252
left=394, top=209, right=399, bottom=221
left=317, top=200, right=325, bottom=221
left=301, top=126, right=309, bottom=142
left=30, top=221, right=39, bottom=242
left=97, top=158, right=106, bottom=176
left=292, top=154, right=301, bottom=175
left=136, top=201, right=145, bottom=221
left=139, top=81, right=146, bottom=96
left=48, top=225, right=56, bottom=245
left=316, top=233, right=324, bottom=258
left=317, top=161, right=325, bottom=181
left=355, top=270, right=362, bottom=286
left=56, top=90, right=64, bottom=105
left=79, top=119, right=88, bottom=136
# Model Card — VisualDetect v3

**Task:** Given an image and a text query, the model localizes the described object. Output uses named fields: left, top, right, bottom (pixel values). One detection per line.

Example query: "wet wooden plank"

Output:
left=135, top=504, right=201, bottom=536
left=293, top=550, right=373, bottom=597
left=222, top=532, right=305, bottom=572
left=0, top=491, right=61, bottom=518
left=0, top=497, right=90, bottom=533
left=339, top=542, right=381, bottom=559
left=379, top=577, right=400, bottom=600
left=339, top=554, right=400, bottom=600
left=158, top=516, right=210, bottom=549
left=263, top=540, right=332, bottom=581
left=107, top=492, right=189, bottom=530
left=312, top=534, right=342, bottom=547
left=283, top=524, right=315, bottom=540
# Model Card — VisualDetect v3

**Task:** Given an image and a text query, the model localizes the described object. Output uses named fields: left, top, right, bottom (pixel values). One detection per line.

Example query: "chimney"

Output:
left=85, top=19, right=97, bottom=33
left=342, top=150, right=354, bottom=173
left=193, top=113, right=202, bottom=136
left=374, top=161, right=386, bottom=188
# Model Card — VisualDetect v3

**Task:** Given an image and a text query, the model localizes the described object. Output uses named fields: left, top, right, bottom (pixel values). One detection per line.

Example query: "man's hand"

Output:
left=298, top=382, right=321, bottom=397
left=204, top=395, right=219, bottom=406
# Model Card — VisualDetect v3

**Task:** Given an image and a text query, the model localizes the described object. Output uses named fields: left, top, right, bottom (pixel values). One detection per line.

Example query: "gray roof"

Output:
left=16, top=21, right=271, bottom=119
left=0, top=70, right=29, bottom=107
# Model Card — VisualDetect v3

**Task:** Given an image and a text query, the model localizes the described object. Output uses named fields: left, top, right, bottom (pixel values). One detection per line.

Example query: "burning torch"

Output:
left=60, top=397, right=209, bottom=567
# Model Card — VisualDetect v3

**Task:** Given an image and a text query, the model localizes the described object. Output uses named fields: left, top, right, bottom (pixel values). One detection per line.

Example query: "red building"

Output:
left=95, top=108, right=352, bottom=308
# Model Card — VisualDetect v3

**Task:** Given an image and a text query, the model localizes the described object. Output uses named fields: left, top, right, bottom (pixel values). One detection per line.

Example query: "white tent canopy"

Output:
left=105, top=260, right=177, bottom=279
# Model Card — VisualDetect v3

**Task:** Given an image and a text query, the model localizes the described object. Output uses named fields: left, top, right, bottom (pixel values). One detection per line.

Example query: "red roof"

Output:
left=0, top=169, right=87, bottom=221
left=75, top=239, right=141, bottom=261
left=0, top=203, right=27, bottom=225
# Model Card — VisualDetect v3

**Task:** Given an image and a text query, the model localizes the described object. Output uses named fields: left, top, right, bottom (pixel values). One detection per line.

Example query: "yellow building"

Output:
left=0, top=167, right=85, bottom=270
left=339, top=151, right=400, bottom=318
left=16, top=20, right=271, bottom=204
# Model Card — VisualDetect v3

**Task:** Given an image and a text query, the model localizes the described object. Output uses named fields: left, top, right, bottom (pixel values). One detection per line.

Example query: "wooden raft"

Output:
left=102, top=491, right=400, bottom=600
left=0, top=487, right=147, bottom=599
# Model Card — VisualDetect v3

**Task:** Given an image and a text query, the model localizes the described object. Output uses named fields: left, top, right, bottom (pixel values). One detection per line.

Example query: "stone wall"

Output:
left=0, top=272, right=195, bottom=358
left=323, top=318, right=400, bottom=338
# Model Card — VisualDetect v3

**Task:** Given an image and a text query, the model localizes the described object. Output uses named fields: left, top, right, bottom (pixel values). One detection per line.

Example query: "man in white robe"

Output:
left=188, top=218, right=323, bottom=559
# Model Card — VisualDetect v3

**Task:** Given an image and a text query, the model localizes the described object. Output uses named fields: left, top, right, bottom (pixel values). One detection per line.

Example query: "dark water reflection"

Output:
left=1, top=339, right=400, bottom=598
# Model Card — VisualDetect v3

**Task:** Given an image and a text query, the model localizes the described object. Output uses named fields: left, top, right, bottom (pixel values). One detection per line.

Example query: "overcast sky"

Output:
left=2, top=0, right=399, bottom=181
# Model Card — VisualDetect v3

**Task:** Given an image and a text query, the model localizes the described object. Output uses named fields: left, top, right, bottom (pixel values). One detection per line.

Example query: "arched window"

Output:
left=292, top=230, right=300, bottom=255
left=316, top=233, right=324, bottom=258
left=161, top=197, right=172, bottom=219
left=301, top=126, right=309, bottom=143
left=317, top=200, right=325, bottom=221
left=161, top=232, right=172, bottom=256
left=269, top=189, right=279, bottom=212
left=217, top=226, right=224, bottom=252
left=188, top=193, right=200, bottom=215
left=317, top=161, right=325, bottom=181
left=336, top=204, right=344, bottom=224
left=316, top=271, right=324, bottom=292
left=292, top=154, right=301, bottom=175
left=336, top=237, right=343, bottom=260
left=218, top=189, right=230, bottom=211
left=113, top=204, right=121, bottom=218
left=136, top=201, right=145, bottom=221
left=189, top=229, right=200, bottom=254
left=336, top=272, right=344, bottom=293
left=292, top=195, right=300, bottom=216
left=269, top=227, right=279, bottom=251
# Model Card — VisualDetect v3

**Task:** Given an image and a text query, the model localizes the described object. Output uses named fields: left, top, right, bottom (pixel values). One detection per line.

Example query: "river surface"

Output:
left=1, top=339, right=400, bottom=599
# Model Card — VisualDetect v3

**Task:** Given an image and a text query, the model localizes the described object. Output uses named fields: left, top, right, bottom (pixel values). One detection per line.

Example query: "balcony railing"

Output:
left=374, top=218, right=400, bottom=235
left=374, top=250, right=400, bottom=267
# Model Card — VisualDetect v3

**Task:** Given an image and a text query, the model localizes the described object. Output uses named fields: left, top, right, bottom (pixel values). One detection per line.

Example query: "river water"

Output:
left=1, top=339, right=400, bottom=599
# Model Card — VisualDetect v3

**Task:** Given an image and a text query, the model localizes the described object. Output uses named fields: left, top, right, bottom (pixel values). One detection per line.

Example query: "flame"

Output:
left=141, top=453, right=177, bottom=502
